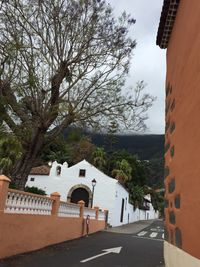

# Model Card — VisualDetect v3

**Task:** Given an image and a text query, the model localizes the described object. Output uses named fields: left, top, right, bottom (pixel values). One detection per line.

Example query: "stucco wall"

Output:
left=164, top=0, right=200, bottom=261
left=27, top=161, right=117, bottom=225
left=112, top=183, right=130, bottom=226
left=0, top=213, right=105, bottom=259
left=111, top=184, right=158, bottom=225
left=27, top=161, right=159, bottom=227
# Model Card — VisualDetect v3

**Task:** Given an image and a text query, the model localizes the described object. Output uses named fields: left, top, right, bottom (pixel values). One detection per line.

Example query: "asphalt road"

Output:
left=0, top=220, right=164, bottom=267
left=133, top=220, right=164, bottom=241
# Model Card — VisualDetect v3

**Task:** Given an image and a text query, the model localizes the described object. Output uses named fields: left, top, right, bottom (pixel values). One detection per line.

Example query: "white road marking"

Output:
left=150, top=228, right=164, bottom=232
left=80, top=247, right=122, bottom=263
left=133, top=236, right=163, bottom=242
left=137, top=231, right=147, bottom=237
left=150, top=232, right=158, bottom=238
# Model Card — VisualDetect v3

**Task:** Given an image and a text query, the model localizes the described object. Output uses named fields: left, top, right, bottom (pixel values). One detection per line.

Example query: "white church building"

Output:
left=26, top=160, right=159, bottom=226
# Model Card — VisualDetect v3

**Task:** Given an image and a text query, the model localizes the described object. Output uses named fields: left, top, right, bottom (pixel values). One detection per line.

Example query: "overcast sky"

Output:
left=108, top=0, right=166, bottom=134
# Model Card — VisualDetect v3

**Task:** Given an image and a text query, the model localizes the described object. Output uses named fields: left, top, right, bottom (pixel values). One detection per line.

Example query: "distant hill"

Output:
left=63, top=128, right=164, bottom=160
left=89, top=133, right=164, bottom=160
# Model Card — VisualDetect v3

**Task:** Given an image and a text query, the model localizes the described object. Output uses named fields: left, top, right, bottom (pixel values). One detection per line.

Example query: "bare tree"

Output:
left=0, top=0, right=155, bottom=189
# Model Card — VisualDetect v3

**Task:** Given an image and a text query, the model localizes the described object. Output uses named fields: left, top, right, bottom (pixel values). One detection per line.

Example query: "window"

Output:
left=79, top=169, right=86, bottom=177
left=30, top=177, right=35, bottom=182
left=56, top=166, right=61, bottom=175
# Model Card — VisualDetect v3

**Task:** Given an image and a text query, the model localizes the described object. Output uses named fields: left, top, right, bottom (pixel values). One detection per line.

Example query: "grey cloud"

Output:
left=108, top=0, right=166, bottom=134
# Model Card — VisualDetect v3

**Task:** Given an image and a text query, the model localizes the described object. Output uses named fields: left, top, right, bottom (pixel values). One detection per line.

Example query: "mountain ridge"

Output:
left=63, top=128, right=164, bottom=160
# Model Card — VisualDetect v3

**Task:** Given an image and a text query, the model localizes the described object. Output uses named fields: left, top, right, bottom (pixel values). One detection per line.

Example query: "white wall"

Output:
left=27, top=160, right=159, bottom=227
left=27, top=160, right=117, bottom=225
left=110, top=183, right=130, bottom=226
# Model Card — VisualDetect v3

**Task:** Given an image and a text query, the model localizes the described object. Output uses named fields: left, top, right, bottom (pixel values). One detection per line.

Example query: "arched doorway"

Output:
left=71, top=188, right=89, bottom=207
left=67, top=184, right=92, bottom=207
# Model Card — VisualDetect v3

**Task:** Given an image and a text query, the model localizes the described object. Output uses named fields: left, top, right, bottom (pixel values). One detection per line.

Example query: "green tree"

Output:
left=105, top=121, right=119, bottom=152
left=143, top=158, right=164, bottom=188
left=92, top=147, right=106, bottom=171
left=132, top=160, right=147, bottom=187
left=112, top=159, right=132, bottom=182
left=41, top=132, right=94, bottom=165
left=0, top=0, right=154, bottom=189
left=129, top=185, right=145, bottom=209
left=0, top=134, right=22, bottom=176
left=40, top=135, right=71, bottom=165
left=144, top=186, right=164, bottom=216
left=107, top=149, right=147, bottom=186
left=70, top=136, right=95, bottom=164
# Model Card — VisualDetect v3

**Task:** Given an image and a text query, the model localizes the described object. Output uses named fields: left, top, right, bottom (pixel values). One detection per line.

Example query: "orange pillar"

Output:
left=0, top=175, right=11, bottom=213
left=94, top=206, right=99, bottom=220
left=50, top=192, right=61, bottom=216
left=78, top=200, right=85, bottom=218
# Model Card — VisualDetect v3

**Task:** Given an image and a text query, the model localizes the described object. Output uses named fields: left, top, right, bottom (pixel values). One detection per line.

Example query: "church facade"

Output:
left=27, top=160, right=158, bottom=226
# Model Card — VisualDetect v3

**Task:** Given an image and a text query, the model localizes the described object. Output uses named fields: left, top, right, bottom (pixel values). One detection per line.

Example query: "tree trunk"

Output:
left=11, top=130, right=46, bottom=190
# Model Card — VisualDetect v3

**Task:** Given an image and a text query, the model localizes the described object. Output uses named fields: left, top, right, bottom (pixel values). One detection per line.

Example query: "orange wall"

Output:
left=0, top=213, right=105, bottom=259
left=164, top=0, right=200, bottom=260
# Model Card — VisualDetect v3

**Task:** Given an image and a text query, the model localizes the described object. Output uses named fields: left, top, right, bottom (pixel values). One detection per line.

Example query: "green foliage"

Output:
left=0, top=134, right=22, bottom=176
left=41, top=135, right=71, bottom=164
left=41, top=131, right=94, bottom=165
left=70, top=136, right=95, bottom=164
left=66, top=129, right=83, bottom=143
left=128, top=185, right=145, bottom=209
left=112, top=159, right=132, bottom=182
left=87, top=131, right=164, bottom=160
left=103, top=149, right=163, bottom=211
left=105, top=121, right=119, bottom=153
left=25, top=186, right=46, bottom=196
left=143, top=186, right=164, bottom=216
left=92, top=147, right=106, bottom=171
left=142, top=158, right=164, bottom=188
left=107, top=150, right=147, bottom=186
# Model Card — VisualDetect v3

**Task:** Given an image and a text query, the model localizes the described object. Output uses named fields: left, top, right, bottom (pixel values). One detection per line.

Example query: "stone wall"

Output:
left=163, top=0, right=200, bottom=265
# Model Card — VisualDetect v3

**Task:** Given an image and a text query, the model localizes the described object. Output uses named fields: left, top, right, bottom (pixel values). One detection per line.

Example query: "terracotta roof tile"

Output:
left=157, top=0, right=180, bottom=49
left=30, top=165, right=50, bottom=175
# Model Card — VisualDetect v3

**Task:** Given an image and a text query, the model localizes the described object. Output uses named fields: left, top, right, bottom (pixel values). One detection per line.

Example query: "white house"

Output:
left=26, top=160, right=159, bottom=226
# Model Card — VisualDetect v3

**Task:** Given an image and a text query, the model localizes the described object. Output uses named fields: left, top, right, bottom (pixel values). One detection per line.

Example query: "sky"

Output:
left=108, top=0, right=166, bottom=134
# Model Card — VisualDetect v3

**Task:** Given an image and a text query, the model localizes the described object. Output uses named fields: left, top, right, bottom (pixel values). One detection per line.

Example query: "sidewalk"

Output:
left=104, top=219, right=157, bottom=234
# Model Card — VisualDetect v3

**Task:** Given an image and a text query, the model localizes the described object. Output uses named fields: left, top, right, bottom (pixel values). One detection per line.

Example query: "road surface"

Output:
left=0, top=220, right=164, bottom=267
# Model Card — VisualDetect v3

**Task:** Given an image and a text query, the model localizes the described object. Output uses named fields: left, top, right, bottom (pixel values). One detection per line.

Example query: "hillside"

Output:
left=63, top=128, right=164, bottom=160
left=88, top=133, right=164, bottom=160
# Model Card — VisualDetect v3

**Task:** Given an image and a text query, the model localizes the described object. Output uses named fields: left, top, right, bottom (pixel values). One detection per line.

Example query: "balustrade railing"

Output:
left=5, top=189, right=53, bottom=215
left=58, top=202, right=80, bottom=217
left=84, top=207, right=96, bottom=219
left=0, top=176, right=106, bottom=222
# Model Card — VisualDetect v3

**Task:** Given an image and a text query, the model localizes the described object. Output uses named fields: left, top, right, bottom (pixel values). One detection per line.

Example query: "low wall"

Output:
left=0, top=175, right=106, bottom=259
left=0, top=213, right=105, bottom=259
left=164, top=241, right=200, bottom=267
